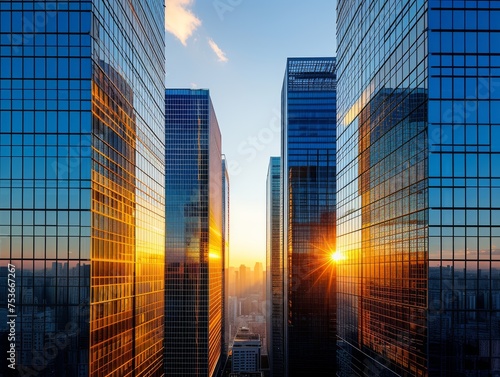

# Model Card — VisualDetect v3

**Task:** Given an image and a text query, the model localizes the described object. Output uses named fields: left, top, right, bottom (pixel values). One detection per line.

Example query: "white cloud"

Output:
left=208, top=38, right=228, bottom=62
left=165, top=0, right=201, bottom=46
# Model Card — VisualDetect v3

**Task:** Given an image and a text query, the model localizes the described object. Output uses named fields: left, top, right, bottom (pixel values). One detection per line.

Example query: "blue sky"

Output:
left=165, top=0, right=337, bottom=267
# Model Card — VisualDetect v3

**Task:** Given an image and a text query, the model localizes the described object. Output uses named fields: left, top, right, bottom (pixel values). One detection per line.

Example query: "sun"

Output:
left=330, top=250, right=345, bottom=263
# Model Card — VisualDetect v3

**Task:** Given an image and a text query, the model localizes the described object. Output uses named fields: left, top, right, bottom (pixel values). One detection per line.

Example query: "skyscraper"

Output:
left=254, top=261, right=263, bottom=295
left=336, top=1, right=500, bottom=375
left=266, top=156, right=284, bottom=377
left=281, top=58, right=337, bottom=376
left=239, top=264, right=251, bottom=298
left=0, top=1, right=165, bottom=376
left=164, top=89, right=224, bottom=377
left=222, top=156, right=230, bottom=364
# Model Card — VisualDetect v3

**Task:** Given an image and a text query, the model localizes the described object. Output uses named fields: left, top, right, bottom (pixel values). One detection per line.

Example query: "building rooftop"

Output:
left=286, top=57, right=336, bottom=91
left=229, top=372, right=264, bottom=377
left=235, top=327, right=260, bottom=342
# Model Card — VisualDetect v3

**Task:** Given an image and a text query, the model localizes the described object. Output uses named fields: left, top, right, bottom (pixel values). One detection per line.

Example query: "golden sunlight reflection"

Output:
left=209, top=252, right=221, bottom=259
left=288, top=240, right=340, bottom=295
left=330, top=250, right=345, bottom=263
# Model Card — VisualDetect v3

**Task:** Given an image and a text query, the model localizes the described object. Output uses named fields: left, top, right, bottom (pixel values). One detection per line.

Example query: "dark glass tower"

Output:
left=266, top=156, right=284, bottom=377
left=165, top=89, right=224, bottom=377
left=0, top=1, right=165, bottom=376
left=337, top=1, right=500, bottom=375
left=281, top=58, right=337, bottom=376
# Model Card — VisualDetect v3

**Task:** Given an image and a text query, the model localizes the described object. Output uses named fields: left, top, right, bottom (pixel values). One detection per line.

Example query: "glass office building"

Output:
left=165, top=89, right=224, bottom=377
left=222, top=156, right=230, bottom=364
left=281, top=58, right=337, bottom=376
left=0, top=1, right=166, bottom=376
left=337, top=1, right=500, bottom=375
left=266, top=156, right=284, bottom=377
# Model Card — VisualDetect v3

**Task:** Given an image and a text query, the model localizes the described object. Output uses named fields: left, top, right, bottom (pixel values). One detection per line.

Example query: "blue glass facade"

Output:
left=0, top=1, right=165, bottom=376
left=281, top=58, right=337, bottom=376
left=266, top=156, right=284, bottom=377
left=337, top=0, right=500, bottom=375
left=164, top=89, right=224, bottom=377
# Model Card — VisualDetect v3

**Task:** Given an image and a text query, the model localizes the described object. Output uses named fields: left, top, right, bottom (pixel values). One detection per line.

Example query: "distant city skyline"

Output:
left=164, top=0, right=336, bottom=267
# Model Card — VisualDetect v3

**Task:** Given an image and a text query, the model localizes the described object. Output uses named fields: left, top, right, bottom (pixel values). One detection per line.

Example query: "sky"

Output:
left=164, top=0, right=337, bottom=267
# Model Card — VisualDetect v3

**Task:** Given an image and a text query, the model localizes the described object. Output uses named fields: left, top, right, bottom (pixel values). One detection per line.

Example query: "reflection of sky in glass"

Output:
left=337, top=0, right=500, bottom=376
left=0, top=1, right=165, bottom=375
left=282, top=58, right=337, bottom=375
left=427, top=2, right=500, bottom=375
left=164, top=89, right=224, bottom=376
